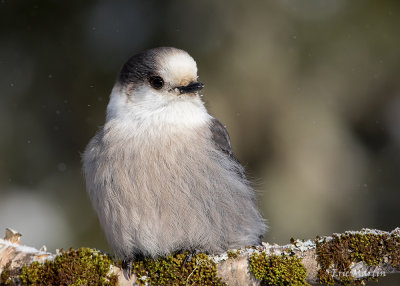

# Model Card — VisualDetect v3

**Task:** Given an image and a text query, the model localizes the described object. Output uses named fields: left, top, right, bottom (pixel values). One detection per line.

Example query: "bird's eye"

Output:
left=149, top=76, right=164, bottom=90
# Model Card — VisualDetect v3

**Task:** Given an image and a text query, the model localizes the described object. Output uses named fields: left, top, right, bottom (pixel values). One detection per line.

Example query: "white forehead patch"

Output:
left=158, top=51, right=198, bottom=86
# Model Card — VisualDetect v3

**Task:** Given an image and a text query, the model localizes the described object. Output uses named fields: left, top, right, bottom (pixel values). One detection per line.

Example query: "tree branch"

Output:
left=1, top=228, right=399, bottom=285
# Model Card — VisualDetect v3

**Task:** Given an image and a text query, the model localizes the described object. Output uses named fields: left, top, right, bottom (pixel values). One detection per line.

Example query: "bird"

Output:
left=82, top=47, right=266, bottom=267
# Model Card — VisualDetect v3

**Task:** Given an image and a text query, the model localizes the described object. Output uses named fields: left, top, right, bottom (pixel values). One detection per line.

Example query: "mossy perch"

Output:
left=0, top=228, right=399, bottom=285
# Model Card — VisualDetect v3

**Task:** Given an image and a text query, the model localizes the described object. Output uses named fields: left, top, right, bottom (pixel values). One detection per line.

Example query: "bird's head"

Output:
left=106, top=47, right=206, bottom=122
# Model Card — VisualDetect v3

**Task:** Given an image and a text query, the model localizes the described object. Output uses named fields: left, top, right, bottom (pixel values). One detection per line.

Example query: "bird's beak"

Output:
left=177, top=81, right=204, bottom=94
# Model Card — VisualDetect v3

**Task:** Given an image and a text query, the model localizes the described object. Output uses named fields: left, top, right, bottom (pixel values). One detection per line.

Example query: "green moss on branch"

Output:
left=249, top=252, right=310, bottom=285
left=132, top=252, right=226, bottom=285
left=316, top=229, right=400, bottom=285
left=19, top=248, right=118, bottom=286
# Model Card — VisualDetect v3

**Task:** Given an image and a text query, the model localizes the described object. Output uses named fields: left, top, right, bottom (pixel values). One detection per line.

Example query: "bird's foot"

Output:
left=122, top=258, right=133, bottom=279
left=122, top=253, right=146, bottom=279
left=181, top=249, right=202, bottom=266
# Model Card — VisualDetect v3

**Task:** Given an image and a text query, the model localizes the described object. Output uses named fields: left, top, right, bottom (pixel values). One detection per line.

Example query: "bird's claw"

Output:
left=182, top=249, right=201, bottom=266
left=122, top=258, right=133, bottom=279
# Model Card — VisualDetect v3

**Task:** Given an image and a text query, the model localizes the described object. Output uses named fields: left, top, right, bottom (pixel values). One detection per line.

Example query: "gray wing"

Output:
left=209, top=118, right=247, bottom=180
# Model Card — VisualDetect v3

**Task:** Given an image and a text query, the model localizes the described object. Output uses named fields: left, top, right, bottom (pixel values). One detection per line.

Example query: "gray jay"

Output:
left=83, top=47, right=266, bottom=266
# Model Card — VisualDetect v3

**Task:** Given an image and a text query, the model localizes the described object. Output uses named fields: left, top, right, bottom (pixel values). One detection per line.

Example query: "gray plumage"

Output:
left=82, top=47, right=266, bottom=261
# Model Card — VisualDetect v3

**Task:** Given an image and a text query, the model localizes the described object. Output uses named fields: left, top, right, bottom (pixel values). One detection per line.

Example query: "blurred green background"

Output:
left=1, top=0, right=400, bottom=284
